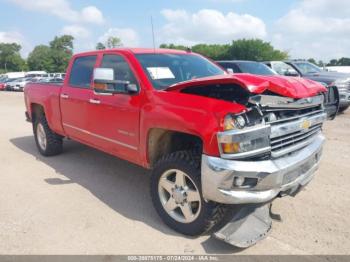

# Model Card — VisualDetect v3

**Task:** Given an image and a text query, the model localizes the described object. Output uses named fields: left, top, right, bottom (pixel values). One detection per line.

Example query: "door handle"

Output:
left=61, top=94, right=69, bottom=99
left=89, top=99, right=101, bottom=105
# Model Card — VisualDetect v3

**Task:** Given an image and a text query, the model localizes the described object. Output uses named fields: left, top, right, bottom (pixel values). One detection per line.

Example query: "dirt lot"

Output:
left=0, top=91, right=349, bottom=255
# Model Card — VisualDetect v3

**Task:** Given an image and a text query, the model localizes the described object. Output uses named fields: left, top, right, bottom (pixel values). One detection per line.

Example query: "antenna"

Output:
left=151, top=15, right=156, bottom=53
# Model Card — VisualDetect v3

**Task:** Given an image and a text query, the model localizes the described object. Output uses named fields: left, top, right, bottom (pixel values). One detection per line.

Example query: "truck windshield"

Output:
left=135, top=53, right=225, bottom=90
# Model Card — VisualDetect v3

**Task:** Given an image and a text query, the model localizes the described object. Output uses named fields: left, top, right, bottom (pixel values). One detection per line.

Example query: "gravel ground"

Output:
left=0, top=91, right=349, bottom=255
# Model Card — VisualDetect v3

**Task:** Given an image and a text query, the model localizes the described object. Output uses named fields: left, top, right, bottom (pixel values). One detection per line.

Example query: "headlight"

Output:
left=222, top=136, right=270, bottom=155
left=223, top=114, right=246, bottom=130
left=219, top=113, right=271, bottom=158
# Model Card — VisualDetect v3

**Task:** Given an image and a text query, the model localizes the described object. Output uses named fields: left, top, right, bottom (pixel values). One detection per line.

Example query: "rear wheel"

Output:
left=150, top=150, right=228, bottom=236
left=34, top=114, right=63, bottom=156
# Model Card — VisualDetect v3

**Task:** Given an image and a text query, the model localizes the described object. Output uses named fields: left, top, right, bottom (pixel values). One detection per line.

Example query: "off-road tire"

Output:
left=33, top=114, right=63, bottom=156
left=150, top=150, right=228, bottom=236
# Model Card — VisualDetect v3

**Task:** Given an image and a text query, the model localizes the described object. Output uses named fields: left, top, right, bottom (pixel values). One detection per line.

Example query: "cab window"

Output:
left=101, top=54, right=139, bottom=92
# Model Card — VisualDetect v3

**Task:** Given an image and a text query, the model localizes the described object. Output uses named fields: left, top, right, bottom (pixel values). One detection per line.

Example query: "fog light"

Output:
left=233, top=176, right=245, bottom=187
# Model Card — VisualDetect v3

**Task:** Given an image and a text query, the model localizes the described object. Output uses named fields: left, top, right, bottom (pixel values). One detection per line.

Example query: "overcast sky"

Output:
left=0, top=0, right=349, bottom=61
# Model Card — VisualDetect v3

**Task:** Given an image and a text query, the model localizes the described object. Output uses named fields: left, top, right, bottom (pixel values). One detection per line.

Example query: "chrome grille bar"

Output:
left=271, top=128, right=321, bottom=150
left=271, top=124, right=322, bottom=145
left=270, top=113, right=326, bottom=139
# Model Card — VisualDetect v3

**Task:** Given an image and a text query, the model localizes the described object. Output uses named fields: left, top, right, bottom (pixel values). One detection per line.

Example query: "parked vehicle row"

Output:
left=265, top=60, right=350, bottom=113
left=217, top=60, right=344, bottom=115
left=0, top=74, right=64, bottom=92
left=24, top=48, right=331, bottom=248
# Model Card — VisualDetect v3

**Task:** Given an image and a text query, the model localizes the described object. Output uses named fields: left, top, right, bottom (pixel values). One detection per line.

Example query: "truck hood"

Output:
left=165, top=74, right=327, bottom=99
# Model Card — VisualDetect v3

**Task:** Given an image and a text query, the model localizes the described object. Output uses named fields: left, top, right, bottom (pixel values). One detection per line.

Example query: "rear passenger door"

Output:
left=60, top=55, right=97, bottom=145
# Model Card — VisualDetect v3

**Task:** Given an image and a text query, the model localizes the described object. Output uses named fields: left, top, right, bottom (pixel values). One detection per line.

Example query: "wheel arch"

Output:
left=30, top=103, right=45, bottom=123
left=147, top=128, right=203, bottom=168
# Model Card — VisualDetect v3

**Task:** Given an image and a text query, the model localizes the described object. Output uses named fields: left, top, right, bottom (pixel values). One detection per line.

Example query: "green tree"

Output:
left=308, top=58, right=317, bottom=65
left=96, top=42, right=106, bottom=50
left=49, top=35, right=74, bottom=51
left=160, top=43, right=188, bottom=51
left=106, top=36, right=123, bottom=49
left=160, top=43, right=229, bottom=60
left=192, top=44, right=230, bottom=60
left=27, top=35, right=74, bottom=72
left=0, top=43, right=26, bottom=72
left=337, top=57, right=350, bottom=66
left=328, top=59, right=339, bottom=66
left=308, top=58, right=324, bottom=67
left=318, top=60, right=325, bottom=67
left=229, top=39, right=288, bottom=61
left=49, top=35, right=74, bottom=72
left=27, top=45, right=54, bottom=72
left=160, top=39, right=288, bottom=61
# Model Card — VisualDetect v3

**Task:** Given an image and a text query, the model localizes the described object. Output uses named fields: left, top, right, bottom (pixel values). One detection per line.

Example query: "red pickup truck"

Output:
left=24, top=48, right=328, bottom=247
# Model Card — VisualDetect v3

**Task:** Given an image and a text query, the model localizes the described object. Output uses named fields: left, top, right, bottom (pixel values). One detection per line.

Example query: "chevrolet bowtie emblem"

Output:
left=301, top=119, right=311, bottom=130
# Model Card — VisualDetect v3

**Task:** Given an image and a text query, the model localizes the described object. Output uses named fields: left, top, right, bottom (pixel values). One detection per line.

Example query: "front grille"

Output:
left=271, top=124, right=322, bottom=155
left=264, top=104, right=325, bottom=158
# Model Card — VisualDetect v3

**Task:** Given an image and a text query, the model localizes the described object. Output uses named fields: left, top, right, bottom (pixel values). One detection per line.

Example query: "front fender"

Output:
left=139, top=91, right=246, bottom=167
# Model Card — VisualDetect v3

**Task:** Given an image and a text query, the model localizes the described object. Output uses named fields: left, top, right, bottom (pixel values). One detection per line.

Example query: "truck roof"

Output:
left=75, top=48, right=190, bottom=57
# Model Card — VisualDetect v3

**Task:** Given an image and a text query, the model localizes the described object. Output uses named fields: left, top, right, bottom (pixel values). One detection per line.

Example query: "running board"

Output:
left=214, top=204, right=272, bottom=248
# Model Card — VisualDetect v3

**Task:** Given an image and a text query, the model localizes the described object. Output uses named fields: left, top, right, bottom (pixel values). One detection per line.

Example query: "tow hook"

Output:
left=213, top=204, right=272, bottom=248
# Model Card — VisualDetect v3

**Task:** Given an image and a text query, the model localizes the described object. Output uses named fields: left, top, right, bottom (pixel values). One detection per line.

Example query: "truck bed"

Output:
left=24, top=82, right=64, bottom=135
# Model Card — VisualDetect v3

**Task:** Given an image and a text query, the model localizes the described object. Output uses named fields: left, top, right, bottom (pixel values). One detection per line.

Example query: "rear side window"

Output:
left=69, top=55, right=97, bottom=88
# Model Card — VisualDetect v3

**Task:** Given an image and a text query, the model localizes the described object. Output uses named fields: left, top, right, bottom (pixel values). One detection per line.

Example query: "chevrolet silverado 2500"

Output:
left=24, top=48, right=328, bottom=247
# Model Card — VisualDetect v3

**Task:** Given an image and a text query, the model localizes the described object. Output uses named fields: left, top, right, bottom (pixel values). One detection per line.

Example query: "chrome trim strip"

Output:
left=267, top=109, right=324, bottom=125
left=93, top=90, right=113, bottom=96
left=63, top=123, right=138, bottom=150
left=270, top=112, right=326, bottom=138
left=271, top=131, right=321, bottom=158
left=271, top=125, right=321, bottom=145
left=255, top=95, right=324, bottom=109
left=218, top=125, right=271, bottom=143
left=220, top=146, right=271, bottom=160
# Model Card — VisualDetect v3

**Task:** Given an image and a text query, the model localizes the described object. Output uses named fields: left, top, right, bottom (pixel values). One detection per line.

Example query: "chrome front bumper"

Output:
left=202, top=134, right=325, bottom=204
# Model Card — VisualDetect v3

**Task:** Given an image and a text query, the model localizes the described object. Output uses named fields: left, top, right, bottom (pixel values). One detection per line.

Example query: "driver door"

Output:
left=87, top=53, right=142, bottom=163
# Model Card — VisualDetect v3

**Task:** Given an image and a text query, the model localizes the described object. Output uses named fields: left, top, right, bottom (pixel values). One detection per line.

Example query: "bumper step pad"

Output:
left=214, top=204, right=272, bottom=248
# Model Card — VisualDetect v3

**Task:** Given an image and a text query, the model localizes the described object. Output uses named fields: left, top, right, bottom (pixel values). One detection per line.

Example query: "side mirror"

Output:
left=93, top=68, right=139, bottom=94
left=94, top=68, right=115, bottom=84
left=226, top=68, right=234, bottom=74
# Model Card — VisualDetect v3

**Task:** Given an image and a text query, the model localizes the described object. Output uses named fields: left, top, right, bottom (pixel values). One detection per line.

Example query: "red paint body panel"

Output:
left=24, top=48, right=327, bottom=169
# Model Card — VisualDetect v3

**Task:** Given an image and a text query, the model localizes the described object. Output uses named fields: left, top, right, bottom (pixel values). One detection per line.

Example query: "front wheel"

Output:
left=150, top=151, right=227, bottom=236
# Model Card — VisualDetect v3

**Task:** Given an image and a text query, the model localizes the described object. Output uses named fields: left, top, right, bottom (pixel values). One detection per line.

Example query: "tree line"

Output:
left=0, top=35, right=74, bottom=74
left=1, top=36, right=349, bottom=74
left=160, top=39, right=289, bottom=61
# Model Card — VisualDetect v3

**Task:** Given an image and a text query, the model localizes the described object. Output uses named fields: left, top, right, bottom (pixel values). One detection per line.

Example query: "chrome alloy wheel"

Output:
left=36, top=123, right=47, bottom=151
left=158, top=169, right=201, bottom=224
